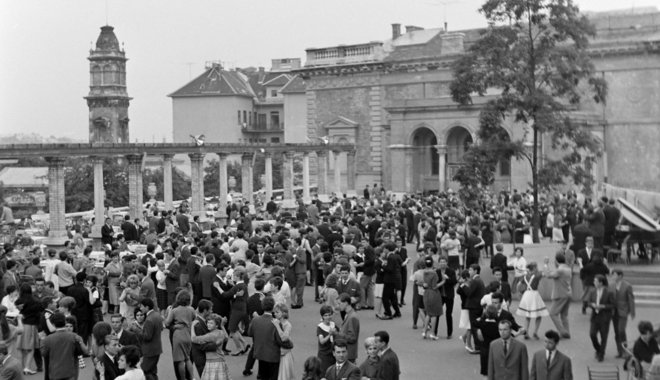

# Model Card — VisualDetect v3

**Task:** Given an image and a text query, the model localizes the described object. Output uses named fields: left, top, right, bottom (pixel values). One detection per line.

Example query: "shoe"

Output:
left=412, top=325, right=418, bottom=330
left=379, top=314, right=393, bottom=320
left=291, top=305, right=302, bottom=309
left=243, top=369, right=253, bottom=376
left=393, top=313, right=402, bottom=318
left=23, top=369, right=37, bottom=375
left=429, top=334, right=438, bottom=340
left=242, top=344, right=252, bottom=354
left=422, top=332, right=427, bottom=339
left=447, top=334, right=452, bottom=340
left=524, top=334, right=530, bottom=340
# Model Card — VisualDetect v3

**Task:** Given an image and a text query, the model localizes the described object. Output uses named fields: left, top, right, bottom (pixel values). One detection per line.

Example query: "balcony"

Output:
left=305, top=42, right=385, bottom=67
left=241, top=122, right=284, bottom=133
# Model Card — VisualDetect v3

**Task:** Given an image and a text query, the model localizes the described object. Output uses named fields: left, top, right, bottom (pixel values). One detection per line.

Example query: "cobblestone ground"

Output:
left=66, top=242, right=655, bottom=379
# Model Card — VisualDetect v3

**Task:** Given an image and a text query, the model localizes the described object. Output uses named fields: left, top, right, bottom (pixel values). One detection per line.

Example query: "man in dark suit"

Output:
left=586, top=204, right=606, bottom=249
left=247, top=297, right=282, bottom=380
left=336, top=293, right=360, bottom=363
left=175, top=211, right=190, bottom=235
left=0, top=341, right=24, bottom=380
left=68, top=272, right=93, bottom=343
left=577, top=236, right=603, bottom=267
left=380, top=242, right=402, bottom=319
left=436, top=257, right=457, bottom=338
left=199, top=254, right=217, bottom=301
left=490, top=243, right=509, bottom=283
left=570, top=222, right=591, bottom=253
left=243, top=278, right=266, bottom=377
left=101, top=217, right=114, bottom=245
left=466, top=264, right=486, bottom=351
left=491, top=292, right=525, bottom=335
left=120, top=215, right=139, bottom=242
left=530, top=330, right=573, bottom=380
left=603, top=198, right=621, bottom=247
left=164, top=249, right=181, bottom=305
left=374, top=330, right=399, bottom=380
left=325, top=340, right=362, bottom=380
left=610, top=269, right=635, bottom=358
left=137, top=265, right=157, bottom=309
left=492, top=267, right=512, bottom=305
left=191, top=299, right=213, bottom=376
left=42, top=312, right=83, bottom=380
left=588, top=274, right=615, bottom=362
left=110, top=314, right=139, bottom=347
left=138, top=299, right=163, bottom=380
left=488, top=319, right=529, bottom=380
left=95, top=335, right=123, bottom=380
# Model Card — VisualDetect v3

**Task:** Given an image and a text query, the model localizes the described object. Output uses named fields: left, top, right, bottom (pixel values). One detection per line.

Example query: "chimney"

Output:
left=391, top=23, right=401, bottom=40
left=405, top=25, right=424, bottom=33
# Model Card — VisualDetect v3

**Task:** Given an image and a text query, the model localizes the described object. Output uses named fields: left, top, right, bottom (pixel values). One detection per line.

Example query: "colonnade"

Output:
left=42, top=148, right=356, bottom=245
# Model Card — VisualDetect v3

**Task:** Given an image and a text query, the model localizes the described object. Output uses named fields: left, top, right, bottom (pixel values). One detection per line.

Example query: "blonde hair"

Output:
left=364, top=336, right=377, bottom=349
left=274, top=303, right=289, bottom=319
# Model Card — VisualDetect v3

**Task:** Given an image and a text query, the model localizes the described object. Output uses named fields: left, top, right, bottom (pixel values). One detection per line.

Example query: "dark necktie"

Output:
left=503, top=340, right=508, bottom=355
left=336, top=364, right=341, bottom=378
left=547, top=351, right=552, bottom=368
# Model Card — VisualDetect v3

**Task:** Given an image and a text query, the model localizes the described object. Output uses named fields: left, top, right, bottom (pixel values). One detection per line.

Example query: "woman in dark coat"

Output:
left=475, top=304, right=501, bottom=376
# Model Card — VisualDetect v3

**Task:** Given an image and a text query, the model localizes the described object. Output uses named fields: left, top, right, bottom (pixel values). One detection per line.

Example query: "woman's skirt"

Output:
left=516, top=290, right=549, bottom=318
left=156, top=288, right=168, bottom=312
left=201, top=358, right=231, bottom=380
left=278, top=349, right=296, bottom=380
left=107, top=279, right=120, bottom=305
left=19, top=323, right=39, bottom=350
left=422, top=289, right=443, bottom=317
left=458, top=309, right=471, bottom=329
left=374, top=283, right=384, bottom=298
left=552, top=227, right=565, bottom=242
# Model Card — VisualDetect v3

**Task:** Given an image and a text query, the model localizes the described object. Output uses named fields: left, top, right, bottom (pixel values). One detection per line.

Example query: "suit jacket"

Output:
left=488, top=338, right=529, bottom=380
left=95, top=352, right=123, bottom=380
left=577, top=248, right=603, bottom=267
left=588, top=287, right=615, bottom=320
left=0, top=355, right=23, bottom=380
left=324, top=360, right=362, bottom=380
left=42, top=329, right=82, bottom=380
left=496, top=309, right=522, bottom=332
left=139, top=277, right=157, bottom=308
left=436, top=267, right=457, bottom=299
left=336, top=278, right=361, bottom=302
left=336, top=310, right=360, bottom=361
left=465, top=275, right=486, bottom=310
left=611, top=280, right=635, bottom=317
left=247, top=313, right=282, bottom=363
left=176, top=214, right=190, bottom=235
left=490, top=253, right=509, bottom=282
left=191, top=313, right=212, bottom=370
left=139, top=310, right=163, bottom=357
left=121, top=221, right=139, bottom=242
left=603, top=205, right=621, bottom=232
left=377, top=348, right=400, bottom=380
left=530, top=349, right=573, bottom=380
left=199, top=265, right=217, bottom=299
left=101, top=224, right=114, bottom=245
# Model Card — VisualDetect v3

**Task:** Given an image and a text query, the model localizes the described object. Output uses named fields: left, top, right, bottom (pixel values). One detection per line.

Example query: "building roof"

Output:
left=262, top=73, right=293, bottom=87
left=95, top=25, right=121, bottom=51
left=279, top=75, right=306, bottom=94
left=168, top=64, right=255, bottom=98
left=0, top=167, right=48, bottom=188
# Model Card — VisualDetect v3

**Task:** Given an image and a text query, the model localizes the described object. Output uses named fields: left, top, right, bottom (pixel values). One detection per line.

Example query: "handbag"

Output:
left=281, top=339, right=294, bottom=349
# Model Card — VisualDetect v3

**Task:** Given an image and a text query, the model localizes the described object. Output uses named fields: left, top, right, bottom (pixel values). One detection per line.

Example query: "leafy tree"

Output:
left=450, top=0, right=607, bottom=241
left=143, top=167, right=191, bottom=202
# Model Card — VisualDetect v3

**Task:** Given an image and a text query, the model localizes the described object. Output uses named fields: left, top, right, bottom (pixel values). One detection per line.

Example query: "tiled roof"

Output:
left=168, top=66, right=255, bottom=98
left=280, top=75, right=306, bottom=94
left=262, top=74, right=292, bottom=87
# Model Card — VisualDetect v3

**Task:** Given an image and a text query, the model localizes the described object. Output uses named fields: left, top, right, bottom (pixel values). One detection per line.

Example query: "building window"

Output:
left=248, top=112, right=252, bottom=126
left=258, top=114, right=267, bottom=130
left=270, top=112, right=280, bottom=130
left=271, top=137, right=280, bottom=143
left=243, top=111, right=247, bottom=124
left=271, top=89, right=278, bottom=97
left=500, top=157, right=511, bottom=176
left=237, top=111, right=241, bottom=125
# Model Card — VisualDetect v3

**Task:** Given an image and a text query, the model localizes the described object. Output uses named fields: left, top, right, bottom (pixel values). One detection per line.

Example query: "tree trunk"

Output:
left=532, top=126, right=540, bottom=243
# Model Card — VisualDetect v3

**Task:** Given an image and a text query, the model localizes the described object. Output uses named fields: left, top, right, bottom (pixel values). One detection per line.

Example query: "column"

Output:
left=283, top=151, right=295, bottom=201
left=163, top=154, right=173, bottom=211
left=44, top=157, right=68, bottom=245
left=91, top=157, right=105, bottom=239
left=189, top=153, right=205, bottom=218
left=333, top=150, right=341, bottom=196
left=302, top=152, right=310, bottom=202
left=217, top=153, right=228, bottom=221
left=436, top=145, right=447, bottom=192
left=404, top=148, right=413, bottom=193
left=137, top=158, right=144, bottom=211
left=127, top=154, right=143, bottom=220
left=316, top=150, right=328, bottom=195
left=241, top=153, right=252, bottom=204
left=346, top=150, right=356, bottom=193
left=264, top=152, right=273, bottom=201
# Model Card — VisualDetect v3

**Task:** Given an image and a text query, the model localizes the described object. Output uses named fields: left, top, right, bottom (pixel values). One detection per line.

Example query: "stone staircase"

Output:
left=623, top=269, right=660, bottom=308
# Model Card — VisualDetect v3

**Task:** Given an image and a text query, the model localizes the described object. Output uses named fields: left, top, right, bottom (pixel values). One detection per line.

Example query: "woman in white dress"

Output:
left=115, top=345, right=146, bottom=380
left=508, top=247, right=527, bottom=298
left=515, top=262, right=549, bottom=339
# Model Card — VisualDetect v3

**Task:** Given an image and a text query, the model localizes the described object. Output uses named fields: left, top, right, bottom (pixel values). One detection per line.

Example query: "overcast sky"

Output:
left=1, top=0, right=657, bottom=143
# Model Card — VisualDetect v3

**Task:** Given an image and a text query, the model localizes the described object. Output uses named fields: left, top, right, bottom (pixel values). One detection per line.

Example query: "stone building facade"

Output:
left=85, top=26, right=131, bottom=143
left=296, top=9, right=660, bottom=197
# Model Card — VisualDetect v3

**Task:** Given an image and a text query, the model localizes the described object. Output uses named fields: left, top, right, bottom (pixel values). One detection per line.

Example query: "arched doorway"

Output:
left=411, top=127, right=439, bottom=192
left=446, top=126, right=473, bottom=190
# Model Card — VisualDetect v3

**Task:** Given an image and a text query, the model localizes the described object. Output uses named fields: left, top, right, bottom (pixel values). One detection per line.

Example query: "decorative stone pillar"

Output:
left=163, top=154, right=173, bottom=211
left=316, top=150, right=328, bottom=195
left=333, top=150, right=342, bottom=196
left=241, top=154, right=252, bottom=204
left=436, top=145, right=447, bottom=192
left=302, top=152, right=310, bottom=202
left=127, top=154, right=143, bottom=220
left=264, top=152, right=273, bottom=201
left=91, top=157, right=105, bottom=239
left=282, top=151, right=295, bottom=201
left=217, top=153, right=228, bottom=222
left=189, top=153, right=205, bottom=218
left=44, top=157, right=68, bottom=245
left=346, top=150, right=356, bottom=193
left=404, top=148, right=413, bottom=193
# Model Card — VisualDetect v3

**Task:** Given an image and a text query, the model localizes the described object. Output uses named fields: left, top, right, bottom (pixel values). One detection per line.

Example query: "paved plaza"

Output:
left=50, top=242, right=652, bottom=380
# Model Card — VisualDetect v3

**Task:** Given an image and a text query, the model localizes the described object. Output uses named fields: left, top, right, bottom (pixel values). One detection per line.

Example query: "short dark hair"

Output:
left=545, top=330, right=560, bottom=343
left=320, top=305, right=334, bottom=316
left=498, top=319, right=512, bottom=328
left=50, top=312, right=66, bottom=328
left=491, top=292, right=503, bottom=303
left=140, top=298, right=155, bottom=310
left=594, top=274, right=608, bottom=286
left=197, top=299, right=213, bottom=313
left=555, top=253, right=566, bottom=264
left=119, top=345, right=142, bottom=367
left=638, top=320, right=654, bottom=335
left=254, top=278, right=265, bottom=291
left=469, top=264, right=481, bottom=274
left=262, top=296, right=275, bottom=312
left=492, top=266, right=502, bottom=274
left=338, top=293, right=351, bottom=305
left=374, top=330, right=390, bottom=344
left=333, top=339, right=348, bottom=350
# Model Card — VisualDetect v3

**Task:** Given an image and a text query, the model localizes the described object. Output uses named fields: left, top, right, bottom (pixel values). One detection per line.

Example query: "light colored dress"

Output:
left=115, top=368, right=146, bottom=380
left=192, top=329, right=231, bottom=380
left=105, top=261, right=122, bottom=305
left=516, top=273, right=549, bottom=318
left=277, top=319, right=295, bottom=380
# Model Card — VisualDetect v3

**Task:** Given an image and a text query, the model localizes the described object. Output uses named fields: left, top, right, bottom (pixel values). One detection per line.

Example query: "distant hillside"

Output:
left=0, top=133, right=84, bottom=144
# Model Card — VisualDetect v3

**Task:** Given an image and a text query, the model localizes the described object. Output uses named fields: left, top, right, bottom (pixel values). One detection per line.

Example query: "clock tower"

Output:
left=85, top=25, right=131, bottom=143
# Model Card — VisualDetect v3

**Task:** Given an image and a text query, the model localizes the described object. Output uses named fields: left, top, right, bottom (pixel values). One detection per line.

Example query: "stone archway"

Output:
left=411, top=126, right=439, bottom=192
left=446, top=126, right=473, bottom=190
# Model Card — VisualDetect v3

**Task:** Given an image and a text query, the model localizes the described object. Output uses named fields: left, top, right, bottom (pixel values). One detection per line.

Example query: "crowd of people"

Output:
left=0, top=187, right=658, bottom=380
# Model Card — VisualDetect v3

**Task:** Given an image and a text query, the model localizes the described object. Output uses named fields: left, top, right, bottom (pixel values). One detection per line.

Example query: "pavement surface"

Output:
left=38, top=241, right=657, bottom=379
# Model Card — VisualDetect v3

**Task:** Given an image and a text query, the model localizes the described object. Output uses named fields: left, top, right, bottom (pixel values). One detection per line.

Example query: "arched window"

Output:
left=91, top=65, right=102, bottom=85
left=102, top=65, right=112, bottom=85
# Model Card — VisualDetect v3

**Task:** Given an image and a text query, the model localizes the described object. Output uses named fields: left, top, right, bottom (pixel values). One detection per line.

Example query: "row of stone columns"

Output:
left=44, top=149, right=356, bottom=244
